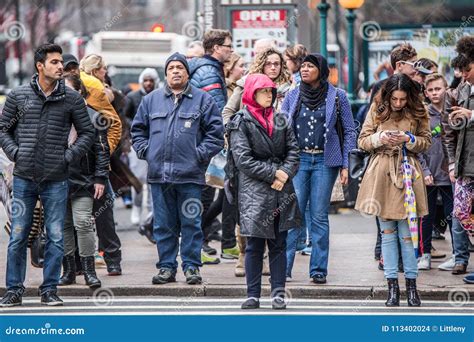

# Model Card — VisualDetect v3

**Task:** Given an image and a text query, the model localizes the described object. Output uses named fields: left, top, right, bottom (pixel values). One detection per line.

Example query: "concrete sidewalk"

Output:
left=0, top=208, right=472, bottom=300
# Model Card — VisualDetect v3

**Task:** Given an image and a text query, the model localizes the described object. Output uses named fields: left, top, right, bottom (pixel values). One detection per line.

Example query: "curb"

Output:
left=4, top=285, right=468, bottom=301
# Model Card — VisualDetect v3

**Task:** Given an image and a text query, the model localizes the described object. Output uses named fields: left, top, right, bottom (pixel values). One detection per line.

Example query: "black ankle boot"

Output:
left=58, top=255, right=76, bottom=286
left=406, top=278, right=421, bottom=307
left=81, top=256, right=101, bottom=289
left=385, top=278, right=400, bottom=307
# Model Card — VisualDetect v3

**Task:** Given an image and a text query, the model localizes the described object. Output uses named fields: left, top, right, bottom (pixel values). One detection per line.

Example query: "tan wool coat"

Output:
left=354, top=105, right=432, bottom=220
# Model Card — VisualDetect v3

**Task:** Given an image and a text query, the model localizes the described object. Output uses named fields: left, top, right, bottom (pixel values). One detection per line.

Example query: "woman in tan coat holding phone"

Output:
left=356, top=73, right=431, bottom=307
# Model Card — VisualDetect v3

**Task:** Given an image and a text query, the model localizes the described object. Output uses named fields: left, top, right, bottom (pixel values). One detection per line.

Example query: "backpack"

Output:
left=223, top=112, right=244, bottom=205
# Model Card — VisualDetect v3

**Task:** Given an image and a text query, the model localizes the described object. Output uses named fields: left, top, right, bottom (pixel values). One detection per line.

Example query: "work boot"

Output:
left=185, top=268, right=202, bottom=285
left=152, top=268, right=176, bottom=284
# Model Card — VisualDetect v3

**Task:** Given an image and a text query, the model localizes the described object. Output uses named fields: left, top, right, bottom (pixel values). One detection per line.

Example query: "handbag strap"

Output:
left=335, top=90, right=344, bottom=151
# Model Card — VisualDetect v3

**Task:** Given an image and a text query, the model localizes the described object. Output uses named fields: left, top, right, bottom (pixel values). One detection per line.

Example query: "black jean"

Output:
left=201, top=186, right=216, bottom=241
left=93, top=182, right=122, bottom=266
left=419, top=185, right=453, bottom=254
left=202, top=189, right=237, bottom=250
left=245, top=218, right=287, bottom=299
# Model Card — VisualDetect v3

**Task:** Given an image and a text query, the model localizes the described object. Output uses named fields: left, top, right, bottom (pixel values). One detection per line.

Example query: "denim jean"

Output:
left=419, top=185, right=453, bottom=254
left=6, top=176, right=68, bottom=295
left=245, top=216, right=287, bottom=299
left=287, top=205, right=310, bottom=270
left=298, top=205, right=311, bottom=245
left=378, top=218, right=418, bottom=279
left=452, top=217, right=470, bottom=265
left=286, top=153, right=339, bottom=278
left=150, top=183, right=203, bottom=272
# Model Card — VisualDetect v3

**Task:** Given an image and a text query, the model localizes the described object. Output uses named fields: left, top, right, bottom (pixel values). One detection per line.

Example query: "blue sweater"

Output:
left=281, top=84, right=356, bottom=168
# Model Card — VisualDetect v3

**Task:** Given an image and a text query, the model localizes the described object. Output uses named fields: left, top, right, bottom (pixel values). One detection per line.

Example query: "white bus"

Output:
left=86, top=31, right=189, bottom=91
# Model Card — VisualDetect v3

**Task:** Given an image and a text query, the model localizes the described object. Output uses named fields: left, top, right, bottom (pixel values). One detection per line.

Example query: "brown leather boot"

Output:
left=235, top=253, right=245, bottom=277
left=262, top=257, right=271, bottom=276
left=235, top=225, right=246, bottom=277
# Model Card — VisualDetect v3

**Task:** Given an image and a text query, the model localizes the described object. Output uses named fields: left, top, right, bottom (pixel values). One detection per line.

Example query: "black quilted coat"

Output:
left=228, top=107, right=302, bottom=239
left=0, top=75, right=94, bottom=182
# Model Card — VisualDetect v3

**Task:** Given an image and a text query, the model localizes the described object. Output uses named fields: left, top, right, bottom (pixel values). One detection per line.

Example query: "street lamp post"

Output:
left=317, top=0, right=330, bottom=58
left=345, top=8, right=356, bottom=101
left=15, top=0, right=23, bottom=85
left=339, top=0, right=364, bottom=101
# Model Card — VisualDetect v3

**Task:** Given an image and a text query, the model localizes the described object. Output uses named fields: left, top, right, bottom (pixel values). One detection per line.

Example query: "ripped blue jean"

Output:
left=378, top=218, right=418, bottom=279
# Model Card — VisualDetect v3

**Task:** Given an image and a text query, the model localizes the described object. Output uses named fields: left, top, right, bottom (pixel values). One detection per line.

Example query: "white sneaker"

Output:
left=130, top=205, right=140, bottom=225
left=438, top=255, right=455, bottom=271
left=417, top=253, right=431, bottom=270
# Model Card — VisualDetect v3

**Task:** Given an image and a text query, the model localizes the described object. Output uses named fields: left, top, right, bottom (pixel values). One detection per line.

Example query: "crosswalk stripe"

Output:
left=17, top=297, right=472, bottom=305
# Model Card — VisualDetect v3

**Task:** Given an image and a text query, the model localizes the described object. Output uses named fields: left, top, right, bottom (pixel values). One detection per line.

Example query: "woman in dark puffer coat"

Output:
left=227, top=74, right=301, bottom=310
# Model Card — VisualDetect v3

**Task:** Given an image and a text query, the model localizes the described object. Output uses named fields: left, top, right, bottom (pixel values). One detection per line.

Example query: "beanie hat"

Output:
left=63, top=53, right=79, bottom=69
left=165, top=52, right=189, bottom=76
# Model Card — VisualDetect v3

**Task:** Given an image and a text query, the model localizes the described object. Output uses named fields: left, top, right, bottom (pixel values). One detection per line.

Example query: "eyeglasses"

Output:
left=402, top=61, right=415, bottom=67
left=219, top=44, right=233, bottom=49
left=264, top=62, right=281, bottom=68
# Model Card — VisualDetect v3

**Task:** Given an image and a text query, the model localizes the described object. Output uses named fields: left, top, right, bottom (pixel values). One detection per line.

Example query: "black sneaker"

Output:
left=202, top=243, right=217, bottom=255
left=40, top=291, right=63, bottom=306
left=241, top=297, right=260, bottom=309
left=312, top=274, right=327, bottom=284
left=272, top=297, right=287, bottom=310
left=0, top=291, right=22, bottom=307
left=107, top=264, right=122, bottom=276
left=185, top=268, right=202, bottom=285
left=138, top=224, right=156, bottom=244
left=152, top=268, right=176, bottom=284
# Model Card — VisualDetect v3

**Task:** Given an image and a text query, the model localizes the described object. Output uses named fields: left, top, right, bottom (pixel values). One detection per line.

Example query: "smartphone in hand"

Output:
left=386, top=130, right=400, bottom=136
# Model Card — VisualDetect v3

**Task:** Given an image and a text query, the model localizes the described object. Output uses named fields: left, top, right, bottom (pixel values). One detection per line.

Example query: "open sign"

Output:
left=238, top=10, right=284, bottom=21
left=232, top=10, right=287, bottom=29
